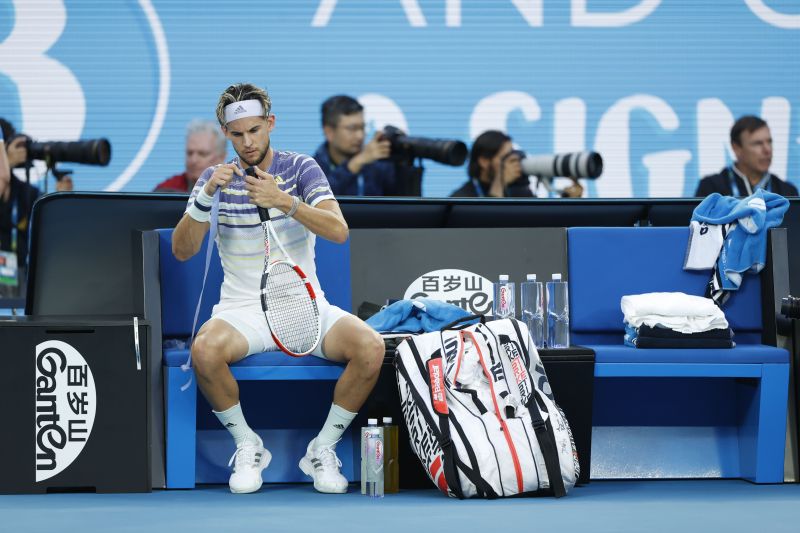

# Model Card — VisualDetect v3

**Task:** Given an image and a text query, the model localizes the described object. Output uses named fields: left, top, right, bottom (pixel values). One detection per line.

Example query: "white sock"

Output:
left=213, top=403, right=259, bottom=447
left=314, top=403, right=357, bottom=449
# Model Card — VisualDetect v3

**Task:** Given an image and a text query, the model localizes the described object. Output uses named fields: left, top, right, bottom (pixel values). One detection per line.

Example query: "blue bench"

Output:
left=158, top=228, right=353, bottom=488
left=568, top=227, right=789, bottom=483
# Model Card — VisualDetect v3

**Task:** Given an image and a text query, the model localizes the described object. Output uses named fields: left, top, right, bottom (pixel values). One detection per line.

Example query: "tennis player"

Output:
left=172, top=83, right=385, bottom=494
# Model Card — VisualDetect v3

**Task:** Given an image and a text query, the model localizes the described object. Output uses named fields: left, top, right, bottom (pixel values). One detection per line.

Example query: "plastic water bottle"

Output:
left=521, top=274, right=546, bottom=348
left=382, top=417, right=399, bottom=494
left=361, top=419, right=374, bottom=494
left=547, top=273, right=570, bottom=348
left=493, top=275, right=515, bottom=319
left=361, top=419, right=384, bottom=498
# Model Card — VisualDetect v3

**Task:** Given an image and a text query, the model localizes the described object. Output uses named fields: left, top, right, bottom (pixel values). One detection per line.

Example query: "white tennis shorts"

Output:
left=210, top=297, right=349, bottom=359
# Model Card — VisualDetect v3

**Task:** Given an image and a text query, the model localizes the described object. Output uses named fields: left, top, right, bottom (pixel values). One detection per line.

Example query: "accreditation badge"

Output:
left=0, top=250, right=19, bottom=287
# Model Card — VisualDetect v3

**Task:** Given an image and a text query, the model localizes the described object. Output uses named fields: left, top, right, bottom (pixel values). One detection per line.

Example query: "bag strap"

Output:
left=395, top=353, right=464, bottom=498
left=526, top=391, right=567, bottom=497
left=426, top=350, right=465, bottom=499
left=180, top=190, right=220, bottom=391
left=440, top=314, right=484, bottom=331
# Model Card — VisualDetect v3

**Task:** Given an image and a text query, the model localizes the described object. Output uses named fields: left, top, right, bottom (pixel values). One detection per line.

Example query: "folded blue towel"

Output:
left=692, top=190, right=789, bottom=290
left=624, top=323, right=638, bottom=347
left=365, top=298, right=473, bottom=333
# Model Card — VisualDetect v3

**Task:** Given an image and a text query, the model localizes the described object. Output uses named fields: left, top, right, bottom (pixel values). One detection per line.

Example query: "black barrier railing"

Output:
left=14, top=192, right=800, bottom=316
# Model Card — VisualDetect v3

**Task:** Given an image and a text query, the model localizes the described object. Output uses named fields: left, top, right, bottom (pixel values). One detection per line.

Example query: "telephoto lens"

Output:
left=28, top=138, right=112, bottom=166
left=520, top=151, right=603, bottom=179
left=382, top=125, right=467, bottom=167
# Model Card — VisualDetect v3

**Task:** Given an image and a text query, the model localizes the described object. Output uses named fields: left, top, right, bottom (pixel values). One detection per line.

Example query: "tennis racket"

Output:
left=246, top=166, right=321, bottom=357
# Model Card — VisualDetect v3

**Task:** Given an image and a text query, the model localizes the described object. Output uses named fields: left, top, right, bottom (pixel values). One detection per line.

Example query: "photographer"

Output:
left=451, top=130, right=533, bottom=197
left=452, top=130, right=585, bottom=198
left=1, top=119, right=75, bottom=193
left=313, top=95, right=396, bottom=196
left=0, top=119, right=73, bottom=278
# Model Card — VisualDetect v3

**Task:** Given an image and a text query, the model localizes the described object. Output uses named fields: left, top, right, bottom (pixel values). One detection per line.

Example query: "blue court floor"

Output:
left=2, top=480, right=800, bottom=533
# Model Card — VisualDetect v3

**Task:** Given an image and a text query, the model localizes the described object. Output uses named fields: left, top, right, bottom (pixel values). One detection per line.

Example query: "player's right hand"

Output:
left=203, top=163, right=242, bottom=195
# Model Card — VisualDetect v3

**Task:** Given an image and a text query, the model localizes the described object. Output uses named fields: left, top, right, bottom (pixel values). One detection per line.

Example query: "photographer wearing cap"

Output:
left=313, top=95, right=396, bottom=196
left=695, top=115, right=797, bottom=198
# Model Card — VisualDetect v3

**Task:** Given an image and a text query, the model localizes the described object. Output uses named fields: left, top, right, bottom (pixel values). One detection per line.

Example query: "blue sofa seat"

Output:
left=158, top=228, right=352, bottom=488
left=568, top=227, right=789, bottom=483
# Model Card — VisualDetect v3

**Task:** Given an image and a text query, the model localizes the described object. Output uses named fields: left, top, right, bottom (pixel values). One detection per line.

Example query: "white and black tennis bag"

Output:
left=395, top=316, right=579, bottom=499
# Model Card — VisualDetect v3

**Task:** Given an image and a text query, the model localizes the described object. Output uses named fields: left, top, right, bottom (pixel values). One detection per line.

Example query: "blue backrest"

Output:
left=567, top=227, right=763, bottom=344
left=157, top=228, right=352, bottom=339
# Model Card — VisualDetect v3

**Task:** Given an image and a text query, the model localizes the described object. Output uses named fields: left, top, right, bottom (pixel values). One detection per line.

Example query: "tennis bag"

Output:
left=395, top=316, right=579, bottom=499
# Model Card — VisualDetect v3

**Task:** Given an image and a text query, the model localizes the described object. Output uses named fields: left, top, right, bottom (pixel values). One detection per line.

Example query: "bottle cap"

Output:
left=368, top=418, right=378, bottom=425
left=499, top=274, right=509, bottom=281
left=382, top=417, right=393, bottom=424
left=552, top=273, right=562, bottom=280
left=526, top=274, right=537, bottom=281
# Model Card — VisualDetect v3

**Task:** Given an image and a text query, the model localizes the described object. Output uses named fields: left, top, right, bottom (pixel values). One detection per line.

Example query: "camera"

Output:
left=782, top=295, right=800, bottom=320
left=27, top=138, right=112, bottom=167
left=382, top=125, right=467, bottom=167
left=521, top=151, right=603, bottom=179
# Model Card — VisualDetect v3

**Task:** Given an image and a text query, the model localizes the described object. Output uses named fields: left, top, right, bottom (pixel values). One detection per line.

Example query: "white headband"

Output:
left=224, top=99, right=266, bottom=124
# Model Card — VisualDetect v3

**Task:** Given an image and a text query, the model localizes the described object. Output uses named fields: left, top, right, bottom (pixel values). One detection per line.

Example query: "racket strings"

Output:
left=265, top=262, right=320, bottom=354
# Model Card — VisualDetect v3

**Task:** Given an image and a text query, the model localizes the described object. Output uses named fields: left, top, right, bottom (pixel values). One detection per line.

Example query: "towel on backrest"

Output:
left=691, top=191, right=789, bottom=290
left=365, top=298, right=472, bottom=333
left=621, top=292, right=728, bottom=334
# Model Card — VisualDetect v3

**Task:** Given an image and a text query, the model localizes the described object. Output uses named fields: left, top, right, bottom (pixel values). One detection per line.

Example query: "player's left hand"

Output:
left=244, top=166, right=287, bottom=209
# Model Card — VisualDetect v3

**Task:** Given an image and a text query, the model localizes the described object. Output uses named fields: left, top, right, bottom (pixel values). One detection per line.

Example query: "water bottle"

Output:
left=521, top=274, right=546, bottom=348
left=547, top=273, right=570, bottom=348
left=361, top=418, right=375, bottom=494
left=493, top=274, right=515, bottom=319
left=382, top=417, right=399, bottom=494
left=361, top=419, right=384, bottom=498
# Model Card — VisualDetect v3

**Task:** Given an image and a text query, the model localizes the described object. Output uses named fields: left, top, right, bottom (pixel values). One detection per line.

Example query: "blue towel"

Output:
left=624, top=323, right=638, bottom=347
left=365, top=298, right=473, bottom=333
left=692, top=190, right=789, bottom=290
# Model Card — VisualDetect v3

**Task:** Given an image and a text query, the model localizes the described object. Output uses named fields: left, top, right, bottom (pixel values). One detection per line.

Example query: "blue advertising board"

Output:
left=0, top=0, right=798, bottom=197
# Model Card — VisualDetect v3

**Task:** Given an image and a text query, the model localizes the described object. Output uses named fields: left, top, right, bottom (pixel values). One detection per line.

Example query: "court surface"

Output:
left=3, top=480, right=800, bottom=533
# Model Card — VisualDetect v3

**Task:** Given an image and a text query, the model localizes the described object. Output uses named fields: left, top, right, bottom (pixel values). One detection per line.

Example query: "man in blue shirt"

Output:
left=313, top=95, right=396, bottom=196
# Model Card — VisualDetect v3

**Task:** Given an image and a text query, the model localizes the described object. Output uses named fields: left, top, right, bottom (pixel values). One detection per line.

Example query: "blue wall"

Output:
left=1, top=0, right=798, bottom=197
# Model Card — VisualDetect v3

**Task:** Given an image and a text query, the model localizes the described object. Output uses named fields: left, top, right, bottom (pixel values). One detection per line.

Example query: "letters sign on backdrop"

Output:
left=0, top=1, right=797, bottom=197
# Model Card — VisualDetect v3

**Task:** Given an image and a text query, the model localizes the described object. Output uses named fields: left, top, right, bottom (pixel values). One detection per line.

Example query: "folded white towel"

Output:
left=621, top=292, right=729, bottom=334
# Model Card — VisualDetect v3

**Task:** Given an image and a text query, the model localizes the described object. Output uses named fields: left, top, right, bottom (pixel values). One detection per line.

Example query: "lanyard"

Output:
left=727, top=166, right=770, bottom=196
left=10, top=195, right=18, bottom=253
left=357, top=175, right=364, bottom=196
left=471, top=178, right=485, bottom=197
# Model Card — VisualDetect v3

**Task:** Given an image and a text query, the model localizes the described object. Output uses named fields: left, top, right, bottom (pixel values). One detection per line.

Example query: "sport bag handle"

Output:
left=440, top=314, right=485, bottom=332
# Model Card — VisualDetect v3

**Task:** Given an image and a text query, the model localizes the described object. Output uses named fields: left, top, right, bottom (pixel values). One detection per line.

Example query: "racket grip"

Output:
left=245, top=166, right=272, bottom=222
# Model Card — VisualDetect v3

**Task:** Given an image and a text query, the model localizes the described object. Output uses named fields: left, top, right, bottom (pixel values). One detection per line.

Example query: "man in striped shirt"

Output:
left=172, top=83, right=384, bottom=495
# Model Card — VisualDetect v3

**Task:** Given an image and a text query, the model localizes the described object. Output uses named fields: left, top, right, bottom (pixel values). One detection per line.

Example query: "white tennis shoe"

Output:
left=299, top=439, right=348, bottom=494
left=228, top=435, right=272, bottom=494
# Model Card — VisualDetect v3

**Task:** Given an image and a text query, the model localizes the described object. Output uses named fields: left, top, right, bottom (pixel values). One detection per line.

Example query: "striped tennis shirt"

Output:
left=186, top=151, right=336, bottom=303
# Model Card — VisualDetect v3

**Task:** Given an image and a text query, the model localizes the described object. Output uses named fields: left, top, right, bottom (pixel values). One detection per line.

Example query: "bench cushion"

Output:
left=568, top=227, right=763, bottom=339
left=586, top=343, right=788, bottom=364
